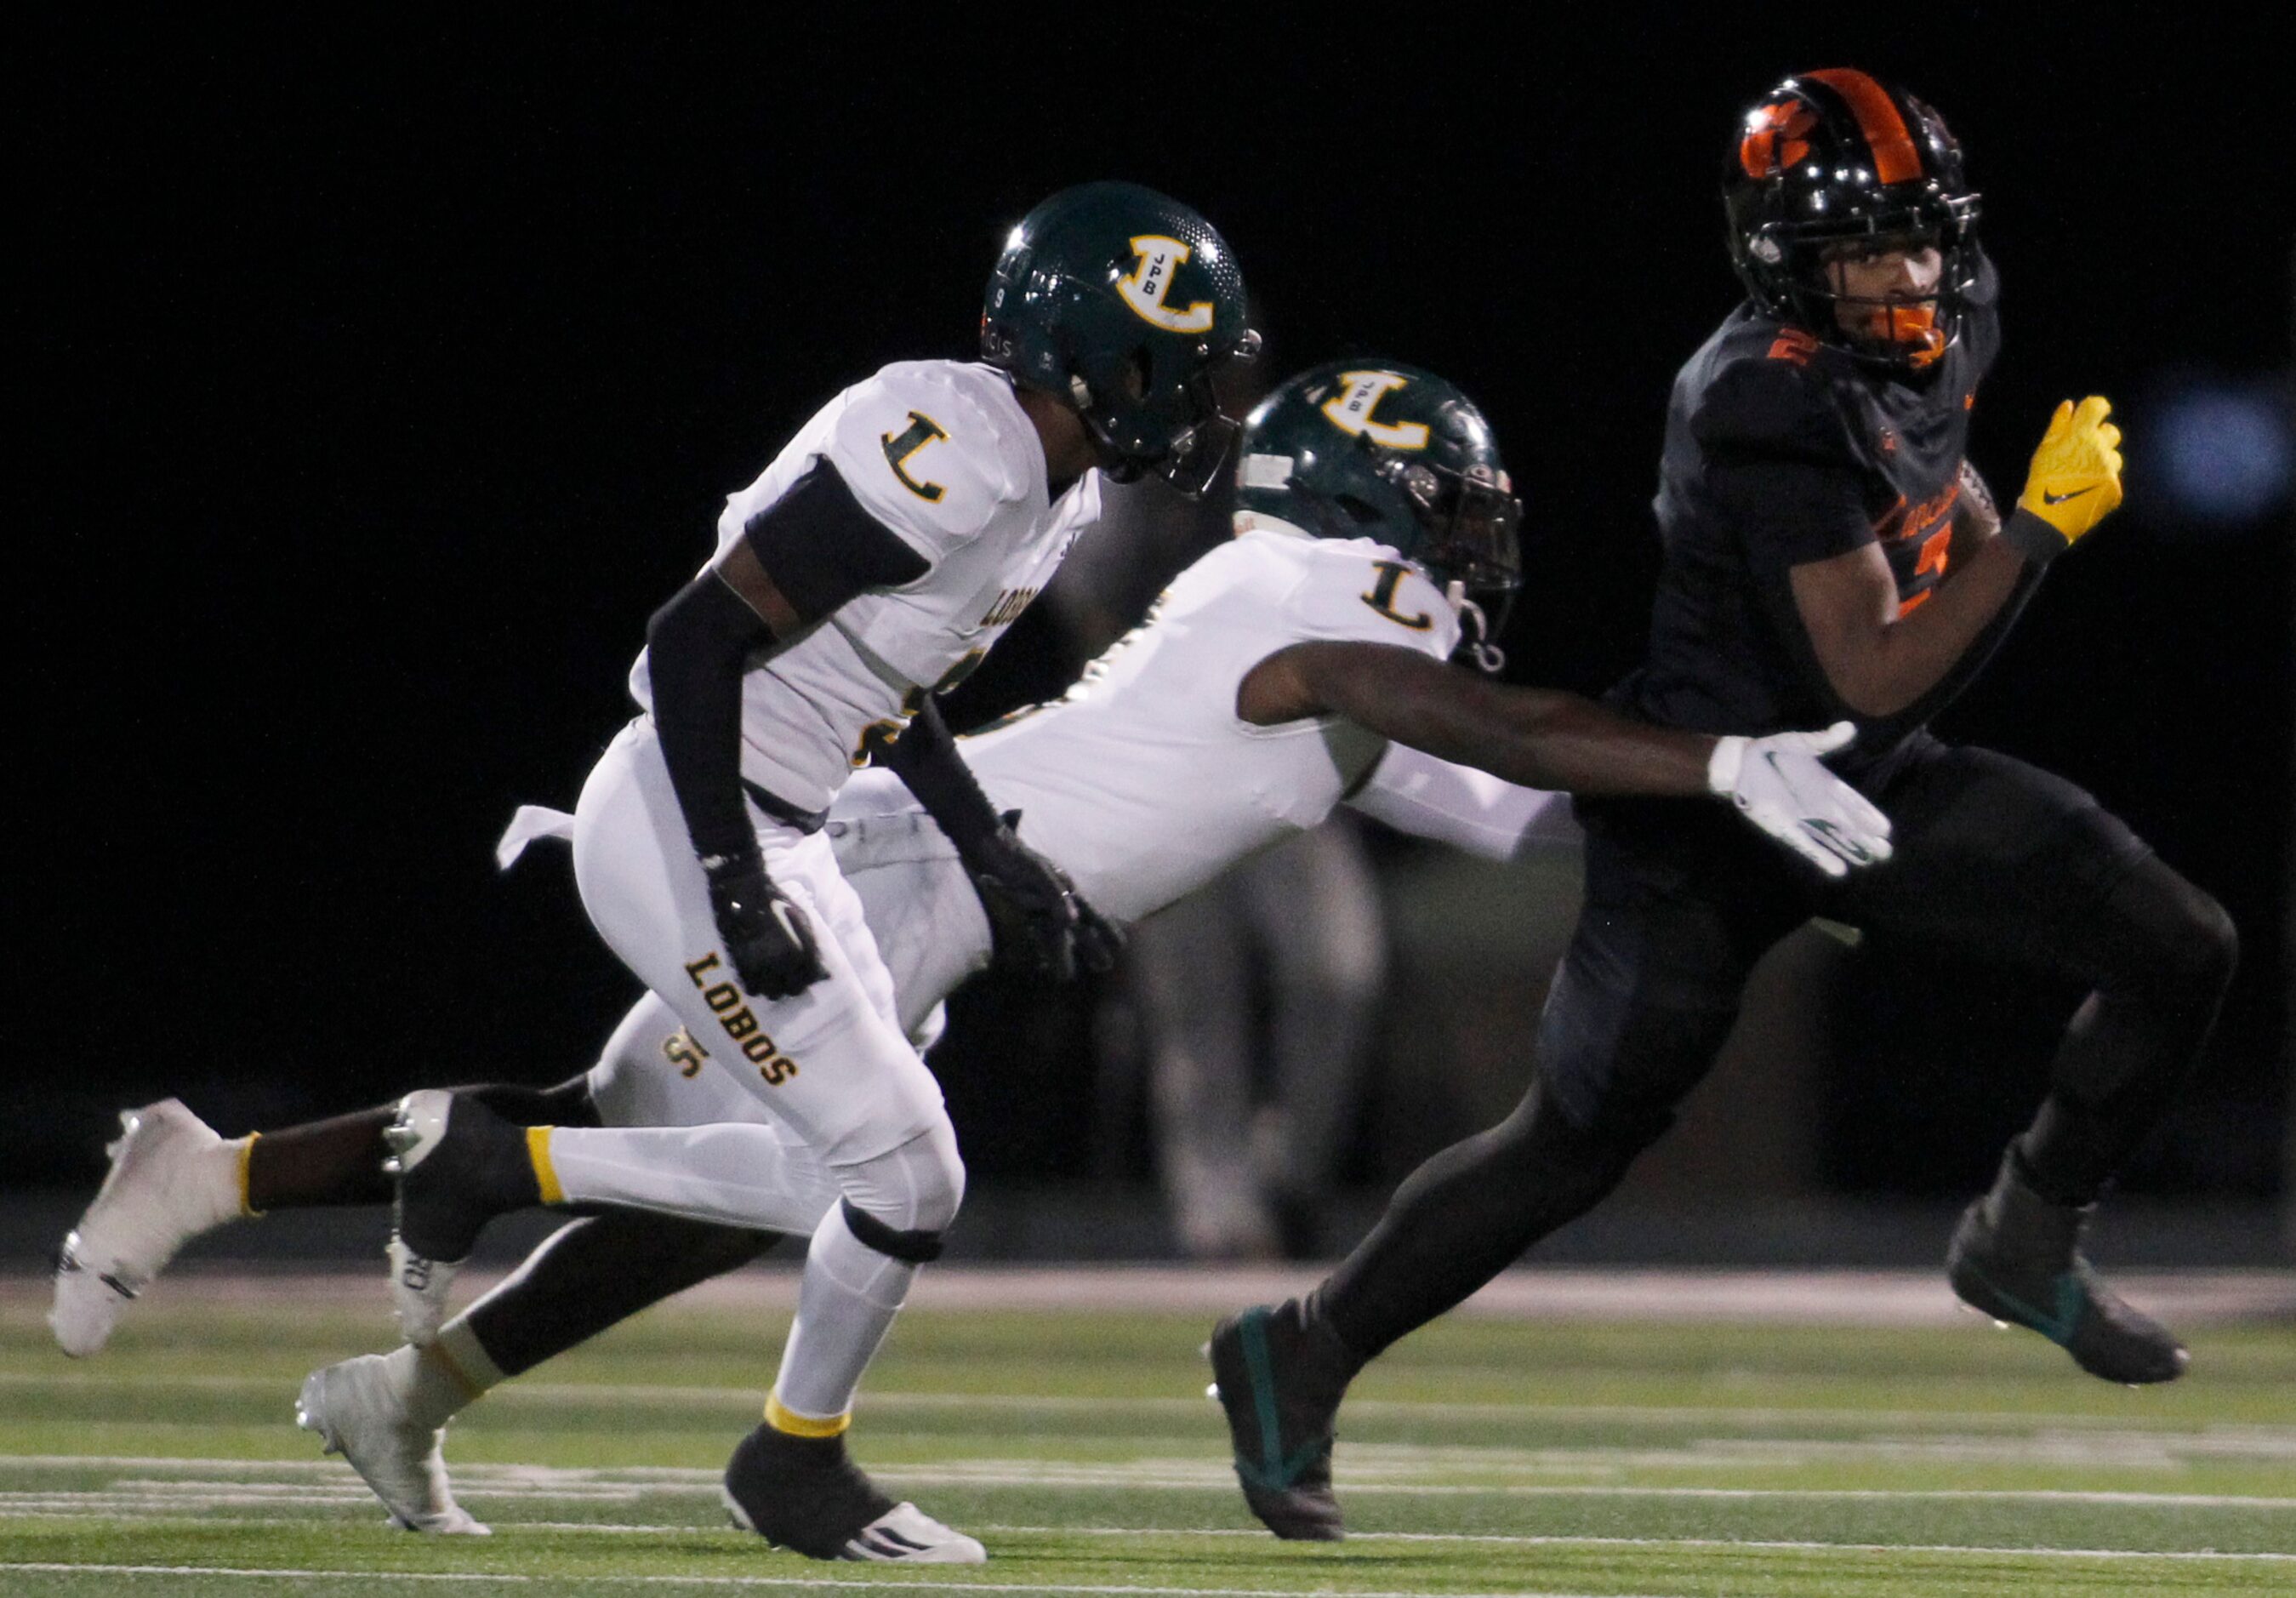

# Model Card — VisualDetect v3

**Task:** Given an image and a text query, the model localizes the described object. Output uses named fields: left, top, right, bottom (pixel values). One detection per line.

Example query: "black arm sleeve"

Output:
left=880, top=696, right=1006, bottom=856
left=743, top=459, right=930, bottom=624
left=647, top=459, right=932, bottom=866
left=646, top=573, right=777, bottom=865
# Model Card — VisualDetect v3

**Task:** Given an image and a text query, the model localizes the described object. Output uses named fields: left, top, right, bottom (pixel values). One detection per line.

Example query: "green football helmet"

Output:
left=1235, top=362, right=1523, bottom=663
left=982, top=180, right=1258, bottom=496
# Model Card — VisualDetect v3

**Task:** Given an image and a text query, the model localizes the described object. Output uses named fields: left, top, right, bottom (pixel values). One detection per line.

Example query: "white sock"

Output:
left=771, top=1202, right=916, bottom=1423
left=382, top=1323, right=499, bottom=1432
left=538, top=1124, right=840, bottom=1235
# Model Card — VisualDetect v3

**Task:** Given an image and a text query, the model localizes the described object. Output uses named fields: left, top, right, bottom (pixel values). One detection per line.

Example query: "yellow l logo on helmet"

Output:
left=1115, top=235, right=1216, bottom=333
left=1321, top=371, right=1430, bottom=450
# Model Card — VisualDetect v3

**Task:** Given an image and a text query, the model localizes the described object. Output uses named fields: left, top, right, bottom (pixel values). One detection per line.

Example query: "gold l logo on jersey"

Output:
left=1322, top=371, right=1430, bottom=450
left=881, top=411, right=949, bottom=501
left=1115, top=235, right=1216, bottom=333
left=1360, top=560, right=1433, bottom=631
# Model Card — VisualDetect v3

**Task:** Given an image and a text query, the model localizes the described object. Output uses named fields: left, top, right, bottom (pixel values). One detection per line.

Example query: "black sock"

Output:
left=246, top=1108, right=396, bottom=1209
left=467, top=1209, right=781, bottom=1377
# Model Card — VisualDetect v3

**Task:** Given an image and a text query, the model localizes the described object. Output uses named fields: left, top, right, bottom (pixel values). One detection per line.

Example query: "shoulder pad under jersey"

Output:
left=1271, top=534, right=1461, bottom=659
left=822, top=362, right=1035, bottom=562
left=1690, top=330, right=1861, bottom=469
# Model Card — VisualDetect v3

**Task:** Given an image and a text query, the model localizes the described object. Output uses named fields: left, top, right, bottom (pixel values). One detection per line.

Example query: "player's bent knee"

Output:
left=1535, top=1096, right=1659, bottom=1206
left=1463, top=1070, right=1652, bottom=1218
left=2111, top=858, right=2240, bottom=1001
left=840, top=1198, right=944, bottom=1264
left=835, top=1116, right=966, bottom=1240
left=2167, top=887, right=2238, bottom=997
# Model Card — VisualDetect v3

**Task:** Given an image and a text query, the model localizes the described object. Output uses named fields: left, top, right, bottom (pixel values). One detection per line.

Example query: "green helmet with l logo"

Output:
left=1233, top=361, right=1523, bottom=597
left=982, top=181, right=1259, bottom=495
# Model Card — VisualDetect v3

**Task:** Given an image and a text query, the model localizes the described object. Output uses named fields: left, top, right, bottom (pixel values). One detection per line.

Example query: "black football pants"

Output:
left=1317, top=738, right=2236, bottom=1362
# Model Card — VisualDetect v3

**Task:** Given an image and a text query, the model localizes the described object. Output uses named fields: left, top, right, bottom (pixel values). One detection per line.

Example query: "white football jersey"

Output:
left=830, top=520, right=1467, bottom=922
left=629, top=360, right=1100, bottom=811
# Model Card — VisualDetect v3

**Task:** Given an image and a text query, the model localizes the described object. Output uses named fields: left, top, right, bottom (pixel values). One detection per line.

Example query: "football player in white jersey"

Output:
left=53, top=359, right=1892, bottom=1550
left=412, top=180, right=1256, bottom=1562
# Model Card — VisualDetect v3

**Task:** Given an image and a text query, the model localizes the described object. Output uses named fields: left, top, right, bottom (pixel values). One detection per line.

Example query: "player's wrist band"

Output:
left=2001, top=507, right=2071, bottom=566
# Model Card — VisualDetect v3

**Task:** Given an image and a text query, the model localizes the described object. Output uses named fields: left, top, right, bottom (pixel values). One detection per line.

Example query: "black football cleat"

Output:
left=721, top=1423, right=984, bottom=1562
left=1947, top=1154, right=2188, bottom=1385
left=384, top=1091, right=540, bottom=1344
left=1206, top=1298, right=1357, bottom=1540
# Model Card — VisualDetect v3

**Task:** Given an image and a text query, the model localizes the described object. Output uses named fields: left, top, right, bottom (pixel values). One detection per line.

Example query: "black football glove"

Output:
left=967, top=813, right=1125, bottom=982
left=702, top=850, right=828, bottom=999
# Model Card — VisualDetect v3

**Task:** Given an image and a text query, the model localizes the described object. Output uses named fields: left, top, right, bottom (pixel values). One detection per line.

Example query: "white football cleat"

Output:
left=51, top=1099, right=242, bottom=1357
left=385, top=1231, right=459, bottom=1350
left=297, top=1355, right=490, bottom=1535
left=840, top=1502, right=988, bottom=1563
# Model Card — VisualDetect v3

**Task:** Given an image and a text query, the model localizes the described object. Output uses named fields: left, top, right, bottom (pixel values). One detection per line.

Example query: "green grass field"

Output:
left=3, top=1271, right=2293, bottom=1595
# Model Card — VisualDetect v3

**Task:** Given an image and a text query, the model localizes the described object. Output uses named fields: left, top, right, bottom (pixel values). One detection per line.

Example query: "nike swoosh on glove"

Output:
left=1707, top=722, right=1894, bottom=878
left=2014, top=395, right=2123, bottom=547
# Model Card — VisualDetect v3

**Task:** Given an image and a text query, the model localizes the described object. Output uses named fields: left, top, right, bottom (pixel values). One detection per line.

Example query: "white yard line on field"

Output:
left=0, top=1567, right=1678, bottom=1598
left=8, top=1510, right=2296, bottom=1561
left=4, top=1457, right=2294, bottom=1508
left=6, top=1377, right=2293, bottom=1439
left=983, top=1524, right=2296, bottom=1561
left=20, top=1264, right=2289, bottom=1325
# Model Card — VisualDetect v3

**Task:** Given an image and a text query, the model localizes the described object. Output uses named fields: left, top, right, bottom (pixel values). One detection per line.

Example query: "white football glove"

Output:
left=1707, top=722, right=1894, bottom=878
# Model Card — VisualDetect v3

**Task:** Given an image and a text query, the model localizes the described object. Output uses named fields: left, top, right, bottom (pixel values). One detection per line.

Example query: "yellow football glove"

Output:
left=2016, top=396, right=2124, bottom=544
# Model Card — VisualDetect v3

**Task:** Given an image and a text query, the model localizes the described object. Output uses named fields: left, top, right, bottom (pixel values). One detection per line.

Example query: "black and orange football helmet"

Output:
left=1723, top=69, right=1981, bottom=373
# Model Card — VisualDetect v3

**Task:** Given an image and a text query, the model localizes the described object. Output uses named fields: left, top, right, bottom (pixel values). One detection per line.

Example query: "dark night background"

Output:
left=19, top=9, right=2293, bottom=1236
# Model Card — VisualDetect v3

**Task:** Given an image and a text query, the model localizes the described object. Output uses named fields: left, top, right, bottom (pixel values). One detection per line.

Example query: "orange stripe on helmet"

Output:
left=1740, top=100, right=1818, bottom=179
left=1804, top=68, right=1920, bottom=185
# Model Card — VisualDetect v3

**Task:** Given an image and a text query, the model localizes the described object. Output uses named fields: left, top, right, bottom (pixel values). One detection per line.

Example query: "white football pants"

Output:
left=550, top=717, right=966, bottom=1418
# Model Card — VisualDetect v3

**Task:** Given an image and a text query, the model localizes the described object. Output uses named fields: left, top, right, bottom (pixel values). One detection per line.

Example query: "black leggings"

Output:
left=1319, top=742, right=2236, bottom=1362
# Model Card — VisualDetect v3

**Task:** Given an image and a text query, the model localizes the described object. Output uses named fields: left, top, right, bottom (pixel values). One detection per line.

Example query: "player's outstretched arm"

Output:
left=1239, top=642, right=1889, bottom=876
left=1789, top=397, right=2122, bottom=718
left=1343, top=745, right=1577, bottom=862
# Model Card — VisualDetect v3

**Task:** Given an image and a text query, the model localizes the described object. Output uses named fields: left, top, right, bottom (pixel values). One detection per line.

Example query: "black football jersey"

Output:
left=1625, top=253, right=2002, bottom=779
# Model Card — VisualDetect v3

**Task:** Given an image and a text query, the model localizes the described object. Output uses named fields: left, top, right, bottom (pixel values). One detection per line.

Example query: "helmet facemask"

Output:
left=1404, top=458, right=1522, bottom=674
left=1725, top=72, right=1982, bottom=377
left=1069, top=330, right=1260, bottom=496
left=1375, top=452, right=1524, bottom=598
left=1289, top=442, right=1524, bottom=673
left=1751, top=197, right=1980, bottom=373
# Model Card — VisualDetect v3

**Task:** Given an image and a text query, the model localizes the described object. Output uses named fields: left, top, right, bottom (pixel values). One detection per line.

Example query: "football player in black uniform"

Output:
left=1211, top=68, right=2240, bottom=1543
